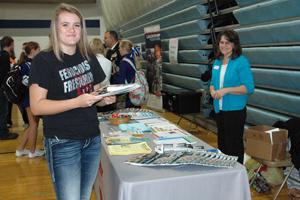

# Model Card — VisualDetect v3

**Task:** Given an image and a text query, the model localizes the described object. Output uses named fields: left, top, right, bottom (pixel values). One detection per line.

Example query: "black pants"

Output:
left=215, top=107, right=246, bottom=164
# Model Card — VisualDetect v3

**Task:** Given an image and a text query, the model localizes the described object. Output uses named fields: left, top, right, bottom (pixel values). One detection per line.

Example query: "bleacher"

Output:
left=115, top=0, right=300, bottom=130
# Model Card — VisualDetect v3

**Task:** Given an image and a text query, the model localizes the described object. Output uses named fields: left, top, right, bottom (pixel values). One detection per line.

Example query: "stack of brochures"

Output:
left=96, top=83, right=140, bottom=97
left=125, top=150, right=238, bottom=168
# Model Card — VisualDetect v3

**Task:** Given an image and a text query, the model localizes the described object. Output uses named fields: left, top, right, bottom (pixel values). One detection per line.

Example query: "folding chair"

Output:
left=250, top=156, right=294, bottom=200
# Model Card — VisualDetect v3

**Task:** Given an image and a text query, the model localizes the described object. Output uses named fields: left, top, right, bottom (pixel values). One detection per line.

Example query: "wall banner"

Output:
left=144, top=24, right=163, bottom=110
left=144, top=24, right=162, bottom=95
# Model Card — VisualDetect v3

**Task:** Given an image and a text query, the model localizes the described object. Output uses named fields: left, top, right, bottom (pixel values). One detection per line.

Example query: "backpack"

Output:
left=123, top=57, right=149, bottom=106
left=0, top=65, right=27, bottom=103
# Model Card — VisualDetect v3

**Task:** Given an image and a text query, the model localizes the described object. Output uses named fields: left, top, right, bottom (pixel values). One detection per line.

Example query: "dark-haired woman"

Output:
left=210, top=30, right=254, bottom=164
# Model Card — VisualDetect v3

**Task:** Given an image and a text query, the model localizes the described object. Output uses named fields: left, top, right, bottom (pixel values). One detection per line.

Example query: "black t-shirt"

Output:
left=29, top=49, right=105, bottom=139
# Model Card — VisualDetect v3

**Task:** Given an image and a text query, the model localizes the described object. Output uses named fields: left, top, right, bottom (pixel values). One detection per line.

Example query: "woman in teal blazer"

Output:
left=210, top=30, right=254, bottom=164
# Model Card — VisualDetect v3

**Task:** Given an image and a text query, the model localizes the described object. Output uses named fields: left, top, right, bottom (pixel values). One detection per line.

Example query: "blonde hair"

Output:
left=48, top=3, right=92, bottom=61
left=120, top=39, right=141, bottom=70
left=90, top=38, right=106, bottom=55
left=119, top=39, right=133, bottom=53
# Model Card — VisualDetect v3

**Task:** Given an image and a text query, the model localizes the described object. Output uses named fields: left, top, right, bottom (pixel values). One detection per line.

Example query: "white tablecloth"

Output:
left=94, top=120, right=251, bottom=200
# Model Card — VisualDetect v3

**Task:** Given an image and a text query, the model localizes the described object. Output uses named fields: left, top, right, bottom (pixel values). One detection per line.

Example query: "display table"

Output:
left=94, top=114, right=251, bottom=200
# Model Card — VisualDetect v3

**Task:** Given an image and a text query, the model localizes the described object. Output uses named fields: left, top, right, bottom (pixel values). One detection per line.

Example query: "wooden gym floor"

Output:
left=0, top=105, right=289, bottom=200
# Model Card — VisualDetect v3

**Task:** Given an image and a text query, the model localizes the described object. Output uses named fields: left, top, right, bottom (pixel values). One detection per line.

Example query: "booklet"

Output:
left=96, top=83, right=140, bottom=97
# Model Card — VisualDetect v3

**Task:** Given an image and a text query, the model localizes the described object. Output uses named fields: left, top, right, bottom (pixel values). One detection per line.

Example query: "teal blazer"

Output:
left=210, top=55, right=255, bottom=113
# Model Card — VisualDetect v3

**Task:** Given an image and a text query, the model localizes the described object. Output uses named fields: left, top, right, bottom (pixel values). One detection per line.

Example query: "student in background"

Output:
left=29, top=3, right=115, bottom=199
left=111, top=39, right=139, bottom=108
left=209, top=30, right=254, bottom=164
left=90, top=38, right=114, bottom=112
left=90, top=38, right=111, bottom=87
left=0, top=36, right=18, bottom=140
left=6, top=51, right=16, bottom=128
left=17, top=42, right=30, bottom=127
left=11, top=42, right=30, bottom=128
left=16, top=41, right=44, bottom=158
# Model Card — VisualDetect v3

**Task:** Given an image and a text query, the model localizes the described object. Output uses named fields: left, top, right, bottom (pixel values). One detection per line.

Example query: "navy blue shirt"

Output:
left=111, top=53, right=136, bottom=108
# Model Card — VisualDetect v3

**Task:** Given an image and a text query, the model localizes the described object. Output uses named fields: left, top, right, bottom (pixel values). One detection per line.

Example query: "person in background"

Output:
left=6, top=51, right=16, bottom=128
left=29, top=3, right=115, bottom=200
left=104, top=30, right=121, bottom=66
left=209, top=30, right=254, bottom=164
left=104, top=30, right=122, bottom=84
left=16, top=41, right=44, bottom=158
left=90, top=38, right=114, bottom=112
left=90, top=38, right=111, bottom=87
left=0, top=36, right=18, bottom=140
left=111, top=39, right=139, bottom=108
left=18, top=42, right=29, bottom=65
left=7, top=42, right=30, bottom=128
left=16, top=42, right=30, bottom=127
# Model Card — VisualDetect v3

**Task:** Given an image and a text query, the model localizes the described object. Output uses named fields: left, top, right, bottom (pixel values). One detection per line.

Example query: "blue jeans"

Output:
left=44, top=136, right=101, bottom=200
left=0, top=93, right=9, bottom=136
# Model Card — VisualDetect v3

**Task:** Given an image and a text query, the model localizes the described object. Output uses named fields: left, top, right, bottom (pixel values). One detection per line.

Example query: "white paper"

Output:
left=96, top=83, right=140, bottom=97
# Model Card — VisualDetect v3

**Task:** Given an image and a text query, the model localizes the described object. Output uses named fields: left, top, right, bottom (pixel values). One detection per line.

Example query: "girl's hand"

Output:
left=76, top=93, right=103, bottom=108
left=96, top=95, right=116, bottom=107
left=102, top=96, right=116, bottom=105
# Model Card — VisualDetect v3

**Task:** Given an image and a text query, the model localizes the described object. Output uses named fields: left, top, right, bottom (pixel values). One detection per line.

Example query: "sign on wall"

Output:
left=169, top=38, right=178, bottom=64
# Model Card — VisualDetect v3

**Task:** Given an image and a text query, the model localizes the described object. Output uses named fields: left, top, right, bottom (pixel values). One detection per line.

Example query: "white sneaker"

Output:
left=28, top=150, right=45, bottom=158
left=16, top=149, right=30, bottom=157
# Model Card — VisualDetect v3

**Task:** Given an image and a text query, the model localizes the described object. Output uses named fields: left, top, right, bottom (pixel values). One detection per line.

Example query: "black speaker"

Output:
left=162, top=91, right=201, bottom=114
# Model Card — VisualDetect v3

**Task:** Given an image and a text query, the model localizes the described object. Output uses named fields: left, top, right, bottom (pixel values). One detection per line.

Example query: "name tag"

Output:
left=213, top=65, right=220, bottom=70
